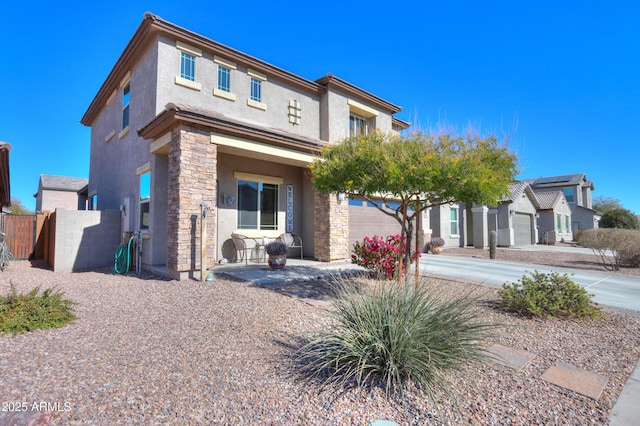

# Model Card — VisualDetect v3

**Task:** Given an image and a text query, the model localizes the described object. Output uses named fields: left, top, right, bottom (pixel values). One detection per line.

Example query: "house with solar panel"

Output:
left=525, top=174, right=600, bottom=232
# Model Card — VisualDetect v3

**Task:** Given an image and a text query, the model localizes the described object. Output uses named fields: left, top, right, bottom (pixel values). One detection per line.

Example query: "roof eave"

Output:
left=316, top=73, right=402, bottom=114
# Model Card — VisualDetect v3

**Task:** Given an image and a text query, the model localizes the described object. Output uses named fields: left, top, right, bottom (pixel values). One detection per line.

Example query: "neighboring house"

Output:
left=535, top=191, right=573, bottom=244
left=34, top=175, right=89, bottom=213
left=80, top=13, right=409, bottom=280
left=526, top=174, right=600, bottom=231
left=431, top=181, right=541, bottom=248
left=0, top=141, right=11, bottom=210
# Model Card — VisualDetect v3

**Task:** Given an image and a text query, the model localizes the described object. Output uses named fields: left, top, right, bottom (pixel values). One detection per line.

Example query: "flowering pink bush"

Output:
left=352, top=234, right=407, bottom=279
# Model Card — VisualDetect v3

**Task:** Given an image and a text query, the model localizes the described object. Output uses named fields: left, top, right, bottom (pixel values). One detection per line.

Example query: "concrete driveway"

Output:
left=419, top=255, right=640, bottom=312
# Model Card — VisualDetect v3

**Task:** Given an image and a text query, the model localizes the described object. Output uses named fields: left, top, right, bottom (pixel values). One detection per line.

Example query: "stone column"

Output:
left=471, top=206, right=489, bottom=249
left=313, top=191, right=349, bottom=262
left=166, top=125, right=217, bottom=280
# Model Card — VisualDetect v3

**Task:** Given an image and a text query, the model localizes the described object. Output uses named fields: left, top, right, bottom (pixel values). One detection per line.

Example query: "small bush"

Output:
left=497, top=271, right=602, bottom=319
left=295, top=277, right=496, bottom=404
left=578, top=228, right=640, bottom=270
left=0, top=283, right=77, bottom=334
left=351, top=235, right=405, bottom=279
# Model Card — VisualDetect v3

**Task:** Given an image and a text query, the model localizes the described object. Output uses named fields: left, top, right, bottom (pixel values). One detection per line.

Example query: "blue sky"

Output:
left=1, top=1, right=638, bottom=214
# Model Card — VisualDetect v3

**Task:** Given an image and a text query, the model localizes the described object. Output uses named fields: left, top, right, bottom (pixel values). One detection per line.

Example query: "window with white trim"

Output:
left=556, top=213, right=562, bottom=233
left=180, top=52, right=195, bottom=81
left=250, top=77, right=261, bottom=102
left=237, top=174, right=280, bottom=230
left=450, top=207, right=459, bottom=236
left=349, top=114, right=368, bottom=136
left=218, top=65, right=231, bottom=92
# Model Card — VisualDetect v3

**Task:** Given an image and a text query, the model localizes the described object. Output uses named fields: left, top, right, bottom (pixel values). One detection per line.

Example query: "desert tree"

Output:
left=310, top=130, right=518, bottom=280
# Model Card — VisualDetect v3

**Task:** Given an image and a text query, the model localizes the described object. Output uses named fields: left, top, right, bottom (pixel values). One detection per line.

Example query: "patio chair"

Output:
left=231, top=233, right=259, bottom=265
left=277, top=233, right=303, bottom=259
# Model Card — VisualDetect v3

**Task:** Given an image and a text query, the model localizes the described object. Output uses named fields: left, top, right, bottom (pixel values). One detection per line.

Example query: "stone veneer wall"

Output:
left=313, top=191, right=350, bottom=261
left=167, top=125, right=217, bottom=278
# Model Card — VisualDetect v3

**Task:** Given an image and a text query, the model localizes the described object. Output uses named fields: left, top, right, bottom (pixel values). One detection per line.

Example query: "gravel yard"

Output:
left=1, top=249, right=639, bottom=425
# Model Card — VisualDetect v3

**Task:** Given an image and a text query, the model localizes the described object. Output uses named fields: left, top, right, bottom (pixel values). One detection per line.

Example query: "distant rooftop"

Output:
left=40, top=175, right=88, bottom=191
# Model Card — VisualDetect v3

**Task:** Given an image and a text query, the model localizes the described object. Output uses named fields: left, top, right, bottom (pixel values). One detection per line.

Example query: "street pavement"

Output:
left=419, top=253, right=640, bottom=312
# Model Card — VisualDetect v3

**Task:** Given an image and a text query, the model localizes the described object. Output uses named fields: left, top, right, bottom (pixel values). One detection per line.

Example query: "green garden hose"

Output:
left=114, top=237, right=134, bottom=274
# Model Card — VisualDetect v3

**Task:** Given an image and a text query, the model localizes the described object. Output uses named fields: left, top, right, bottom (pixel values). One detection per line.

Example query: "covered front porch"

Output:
left=138, top=103, right=351, bottom=280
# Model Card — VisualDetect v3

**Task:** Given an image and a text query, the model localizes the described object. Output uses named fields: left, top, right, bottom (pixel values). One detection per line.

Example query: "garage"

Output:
left=513, top=213, right=533, bottom=246
left=348, top=198, right=402, bottom=250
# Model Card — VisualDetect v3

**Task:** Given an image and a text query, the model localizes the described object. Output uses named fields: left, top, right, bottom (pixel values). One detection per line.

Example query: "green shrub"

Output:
left=294, top=277, right=496, bottom=404
left=497, top=271, right=602, bottom=319
left=578, top=228, right=640, bottom=270
left=0, top=283, right=77, bottom=334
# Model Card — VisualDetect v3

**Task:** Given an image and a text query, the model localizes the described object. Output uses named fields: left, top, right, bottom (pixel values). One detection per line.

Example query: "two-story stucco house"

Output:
left=526, top=174, right=600, bottom=232
left=80, top=13, right=409, bottom=280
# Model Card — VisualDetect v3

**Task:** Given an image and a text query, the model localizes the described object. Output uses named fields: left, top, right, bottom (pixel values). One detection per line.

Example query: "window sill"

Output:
left=175, top=76, right=202, bottom=91
left=118, top=126, right=130, bottom=139
left=213, top=88, right=236, bottom=101
left=247, top=99, right=267, bottom=111
left=105, top=129, right=116, bottom=143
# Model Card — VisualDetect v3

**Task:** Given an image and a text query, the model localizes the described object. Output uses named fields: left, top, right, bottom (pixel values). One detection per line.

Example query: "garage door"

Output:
left=348, top=198, right=402, bottom=250
left=513, top=213, right=533, bottom=246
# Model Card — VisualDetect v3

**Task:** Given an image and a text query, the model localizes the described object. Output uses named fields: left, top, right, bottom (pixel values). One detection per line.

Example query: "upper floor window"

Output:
left=563, top=187, right=574, bottom=203
left=348, top=98, right=378, bottom=137
left=218, top=65, right=231, bottom=92
left=175, top=41, right=202, bottom=91
left=180, top=52, right=195, bottom=81
left=350, top=114, right=369, bottom=136
left=213, top=56, right=237, bottom=101
left=122, top=82, right=130, bottom=130
left=250, top=77, right=261, bottom=102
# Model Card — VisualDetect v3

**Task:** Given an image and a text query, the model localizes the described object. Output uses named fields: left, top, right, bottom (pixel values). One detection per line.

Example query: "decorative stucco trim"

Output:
left=247, top=68, right=267, bottom=81
left=105, top=89, right=116, bottom=106
left=119, top=71, right=131, bottom=88
left=136, top=162, right=152, bottom=175
left=233, top=171, right=283, bottom=185
left=104, top=129, right=116, bottom=143
left=214, top=133, right=317, bottom=166
left=175, top=76, right=202, bottom=91
left=214, top=56, right=237, bottom=70
left=150, top=132, right=171, bottom=154
left=247, top=99, right=267, bottom=110
left=347, top=98, right=379, bottom=118
left=118, top=126, right=130, bottom=139
left=176, top=40, right=202, bottom=57
left=213, top=88, right=236, bottom=101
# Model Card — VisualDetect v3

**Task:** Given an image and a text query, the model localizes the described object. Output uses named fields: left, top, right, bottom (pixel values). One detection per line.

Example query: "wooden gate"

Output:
left=2, top=214, right=36, bottom=259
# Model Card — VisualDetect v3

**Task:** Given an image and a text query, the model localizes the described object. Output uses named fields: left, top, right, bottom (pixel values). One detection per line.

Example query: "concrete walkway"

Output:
left=212, top=256, right=640, bottom=424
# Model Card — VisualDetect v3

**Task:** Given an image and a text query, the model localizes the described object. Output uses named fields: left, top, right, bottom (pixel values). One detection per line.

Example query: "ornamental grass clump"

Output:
left=295, top=276, right=496, bottom=404
left=351, top=235, right=405, bottom=279
left=497, top=270, right=602, bottom=319
left=0, top=283, right=77, bottom=334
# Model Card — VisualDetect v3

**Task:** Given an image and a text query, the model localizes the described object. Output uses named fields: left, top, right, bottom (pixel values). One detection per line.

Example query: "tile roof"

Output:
left=535, top=191, right=564, bottom=210
left=40, top=175, right=88, bottom=191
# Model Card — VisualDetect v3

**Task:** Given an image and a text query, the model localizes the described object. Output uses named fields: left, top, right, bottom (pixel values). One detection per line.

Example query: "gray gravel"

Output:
left=1, top=258, right=639, bottom=425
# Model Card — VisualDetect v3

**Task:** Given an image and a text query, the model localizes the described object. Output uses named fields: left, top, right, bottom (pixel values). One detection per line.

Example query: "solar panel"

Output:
left=534, top=175, right=574, bottom=185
